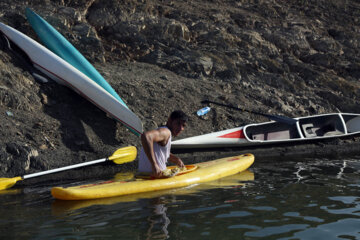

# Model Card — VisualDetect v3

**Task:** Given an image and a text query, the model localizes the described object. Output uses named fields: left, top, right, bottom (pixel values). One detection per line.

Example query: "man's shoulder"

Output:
left=157, top=126, right=171, bottom=135
left=143, top=126, right=170, bottom=139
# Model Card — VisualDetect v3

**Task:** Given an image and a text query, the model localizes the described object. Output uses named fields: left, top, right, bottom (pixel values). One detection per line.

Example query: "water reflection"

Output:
left=1, top=157, right=359, bottom=239
left=50, top=170, right=255, bottom=239
left=236, top=158, right=360, bottom=239
left=48, top=159, right=360, bottom=239
left=142, top=197, right=170, bottom=240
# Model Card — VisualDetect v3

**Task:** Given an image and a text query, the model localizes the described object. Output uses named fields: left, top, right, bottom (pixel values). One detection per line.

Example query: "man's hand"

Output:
left=175, top=158, right=185, bottom=169
left=151, top=166, right=164, bottom=178
left=169, top=154, right=185, bottom=168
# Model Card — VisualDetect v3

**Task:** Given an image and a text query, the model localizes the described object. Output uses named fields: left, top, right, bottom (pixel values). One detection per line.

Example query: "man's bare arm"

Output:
left=141, top=128, right=170, bottom=177
left=168, top=153, right=185, bottom=168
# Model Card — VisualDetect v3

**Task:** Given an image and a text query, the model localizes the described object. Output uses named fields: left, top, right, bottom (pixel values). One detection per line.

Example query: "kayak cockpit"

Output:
left=343, top=114, right=360, bottom=133
left=244, top=121, right=301, bottom=141
left=244, top=113, right=356, bottom=142
left=298, top=114, right=346, bottom=138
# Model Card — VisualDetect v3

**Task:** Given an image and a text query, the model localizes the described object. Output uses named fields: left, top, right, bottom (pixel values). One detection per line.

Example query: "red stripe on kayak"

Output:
left=227, top=157, right=240, bottom=161
left=218, top=129, right=245, bottom=139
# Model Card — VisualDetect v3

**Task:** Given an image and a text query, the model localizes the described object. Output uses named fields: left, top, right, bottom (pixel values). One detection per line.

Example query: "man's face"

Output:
left=170, top=119, right=186, bottom=137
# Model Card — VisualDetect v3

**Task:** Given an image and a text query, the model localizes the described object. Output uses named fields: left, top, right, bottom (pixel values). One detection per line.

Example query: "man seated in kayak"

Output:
left=138, top=110, right=188, bottom=178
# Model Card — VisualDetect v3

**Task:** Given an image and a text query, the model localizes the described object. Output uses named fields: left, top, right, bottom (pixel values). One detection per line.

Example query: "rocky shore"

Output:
left=1, top=0, right=360, bottom=180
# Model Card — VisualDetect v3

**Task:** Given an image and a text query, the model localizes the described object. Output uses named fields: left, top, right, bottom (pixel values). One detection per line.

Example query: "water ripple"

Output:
left=244, top=224, right=309, bottom=237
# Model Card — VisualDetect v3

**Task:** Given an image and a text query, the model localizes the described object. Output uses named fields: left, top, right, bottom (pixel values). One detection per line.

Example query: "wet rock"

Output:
left=30, top=155, right=48, bottom=171
left=5, top=143, right=39, bottom=174
left=197, top=56, right=213, bottom=76
left=5, top=143, right=21, bottom=157
left=58, top=7, right=82, bottom=22
left=164, top=20, right=191, bottom=42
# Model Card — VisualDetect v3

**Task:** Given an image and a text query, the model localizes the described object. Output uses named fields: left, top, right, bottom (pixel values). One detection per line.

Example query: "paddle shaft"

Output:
left=22, top=158, right=107, bottom=180
left=203, top=100, right=272, bottom=117
left=202, top=100, right=297, bottom=124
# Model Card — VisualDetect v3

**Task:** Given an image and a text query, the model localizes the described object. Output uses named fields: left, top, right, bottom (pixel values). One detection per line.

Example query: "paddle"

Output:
left=201, top=100, right=297, bottom=125
left=0, top=146, right=137, bottom=191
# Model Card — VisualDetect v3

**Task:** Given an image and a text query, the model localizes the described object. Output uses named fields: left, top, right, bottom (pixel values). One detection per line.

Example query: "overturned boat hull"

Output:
left=0, top=22, right=143, bottom=135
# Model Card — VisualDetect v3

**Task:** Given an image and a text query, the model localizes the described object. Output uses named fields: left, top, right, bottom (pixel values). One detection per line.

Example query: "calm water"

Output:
left=0, top=156, right=360, bottom=240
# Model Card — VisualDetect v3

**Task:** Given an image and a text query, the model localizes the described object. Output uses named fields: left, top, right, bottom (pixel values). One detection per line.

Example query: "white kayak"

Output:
left=0, top=22, right=143, bottom=135
left=172, top=113, right=360, bottom=149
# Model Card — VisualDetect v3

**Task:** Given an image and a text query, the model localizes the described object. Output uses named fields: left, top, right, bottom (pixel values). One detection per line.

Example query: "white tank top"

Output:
left=138, top=127, right=172, bottom=173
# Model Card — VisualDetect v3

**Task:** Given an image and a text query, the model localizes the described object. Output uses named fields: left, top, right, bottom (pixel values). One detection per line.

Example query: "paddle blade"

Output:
left=0, top=177, right=22, bottom=191
left=108, top=146, right=137, bottom=164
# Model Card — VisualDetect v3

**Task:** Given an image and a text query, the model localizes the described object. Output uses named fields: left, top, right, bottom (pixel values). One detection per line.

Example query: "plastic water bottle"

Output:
left=197, top=107, right=211, bottom=116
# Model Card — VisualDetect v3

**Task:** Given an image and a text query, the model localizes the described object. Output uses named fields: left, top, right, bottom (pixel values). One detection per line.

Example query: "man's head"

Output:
left=167, top=110, right=188, bottom=137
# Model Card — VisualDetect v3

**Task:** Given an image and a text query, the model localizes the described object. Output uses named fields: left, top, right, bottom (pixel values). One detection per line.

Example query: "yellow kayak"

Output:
left=52, top=170, right=254, bottom=214
left=51, top=153, right=254, bottom=200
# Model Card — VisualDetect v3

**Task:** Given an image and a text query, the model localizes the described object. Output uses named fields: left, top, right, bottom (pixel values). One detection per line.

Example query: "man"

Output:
left=138, top=110, right=188, bottom=178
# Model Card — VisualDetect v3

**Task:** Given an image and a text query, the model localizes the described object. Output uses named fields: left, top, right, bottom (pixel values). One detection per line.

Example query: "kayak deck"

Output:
left=51, top=154, right=254, bottom=200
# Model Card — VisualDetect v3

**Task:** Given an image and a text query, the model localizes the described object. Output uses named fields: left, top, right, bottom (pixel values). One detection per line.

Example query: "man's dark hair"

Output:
left=169, top=110, right=188, bottom=122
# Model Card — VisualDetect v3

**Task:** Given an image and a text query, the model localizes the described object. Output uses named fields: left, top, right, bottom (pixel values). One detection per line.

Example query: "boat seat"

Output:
left=323, top=130, right=343, bottom=136
left=252, top=134, right=264, bottom=140
left=316, top=123, right=344, bottom=136
left=302, top=123, right=317, bottom=138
